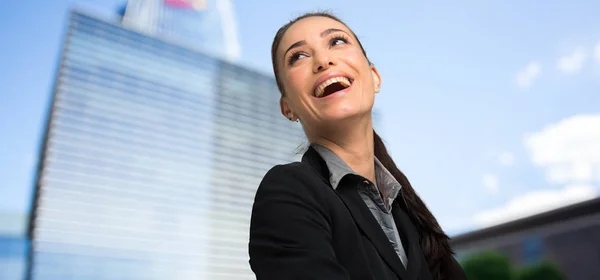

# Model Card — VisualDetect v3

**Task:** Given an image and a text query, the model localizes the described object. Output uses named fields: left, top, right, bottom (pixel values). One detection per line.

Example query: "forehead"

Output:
left=278, top=16, right=351, bottom=54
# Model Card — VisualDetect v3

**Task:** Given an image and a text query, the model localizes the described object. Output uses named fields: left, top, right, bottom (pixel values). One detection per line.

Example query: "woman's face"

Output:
left=276, top=16, right=381, bottom=133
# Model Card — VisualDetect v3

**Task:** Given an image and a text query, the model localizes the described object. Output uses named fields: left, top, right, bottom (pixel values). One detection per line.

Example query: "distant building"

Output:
left=122, top=0, right=240, bottom=61
left=0, top=212, right=29, bottom=280
left=0, top=235, right=29, bottom=280
left=451, top=197, right=600, bottom=280
left=28, top=9, right=303, bottom=280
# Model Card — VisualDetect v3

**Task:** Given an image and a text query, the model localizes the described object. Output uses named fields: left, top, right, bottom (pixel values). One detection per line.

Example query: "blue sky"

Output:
left=1, top=0, right=600, bottom=236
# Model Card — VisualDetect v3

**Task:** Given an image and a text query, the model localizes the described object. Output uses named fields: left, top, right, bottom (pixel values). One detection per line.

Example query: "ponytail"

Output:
left=373, top=130, right=454, bottom=279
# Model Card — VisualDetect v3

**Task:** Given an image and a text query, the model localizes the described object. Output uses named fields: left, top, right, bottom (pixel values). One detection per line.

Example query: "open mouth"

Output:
left=314, top=76, right=353, bottom=98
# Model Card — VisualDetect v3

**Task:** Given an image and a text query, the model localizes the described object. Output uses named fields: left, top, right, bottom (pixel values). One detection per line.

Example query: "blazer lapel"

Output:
left=335, top=184, right=409, bottom=279
left=303, top=147, right=409, bottom=279
left=392, top=198, right=425, bottom=280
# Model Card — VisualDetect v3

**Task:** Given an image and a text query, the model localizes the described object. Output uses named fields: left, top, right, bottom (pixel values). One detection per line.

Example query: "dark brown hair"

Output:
left=271, top=12, right=456, bottom=279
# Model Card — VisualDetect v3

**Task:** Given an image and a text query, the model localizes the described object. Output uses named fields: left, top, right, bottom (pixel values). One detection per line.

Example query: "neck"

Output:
left=310, top=117, right=376, bottom=183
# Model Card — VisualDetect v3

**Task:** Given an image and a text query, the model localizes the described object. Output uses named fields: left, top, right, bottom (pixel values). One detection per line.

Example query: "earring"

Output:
left=288, top=113, right=299, bottom=122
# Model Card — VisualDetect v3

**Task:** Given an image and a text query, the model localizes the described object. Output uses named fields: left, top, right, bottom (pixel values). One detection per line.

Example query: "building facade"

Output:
left=28, top=9, right=303, bottom=280
left=452, top=198, right=600, bottom=280
left=122, top=0, right=240, bottom=61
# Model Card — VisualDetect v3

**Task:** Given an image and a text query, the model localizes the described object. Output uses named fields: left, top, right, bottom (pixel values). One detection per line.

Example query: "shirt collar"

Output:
left=311, top=144, right=402, bottom=197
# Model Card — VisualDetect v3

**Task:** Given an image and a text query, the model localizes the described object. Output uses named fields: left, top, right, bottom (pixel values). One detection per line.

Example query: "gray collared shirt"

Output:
left=312, top=144, right=408, bottom=267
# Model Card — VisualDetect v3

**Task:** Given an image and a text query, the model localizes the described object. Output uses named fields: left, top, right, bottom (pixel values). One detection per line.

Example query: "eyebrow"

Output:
left=283, top=28, right=350, bottom=60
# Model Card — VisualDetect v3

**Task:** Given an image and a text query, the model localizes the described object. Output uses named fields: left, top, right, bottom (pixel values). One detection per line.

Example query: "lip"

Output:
left=312, top=72, right=353, bottom=97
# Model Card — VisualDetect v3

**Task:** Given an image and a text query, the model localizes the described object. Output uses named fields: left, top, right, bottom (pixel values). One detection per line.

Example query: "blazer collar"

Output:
left=302, top=146, right=330, bottom=184
left=302, top=147, right=423, bottom=279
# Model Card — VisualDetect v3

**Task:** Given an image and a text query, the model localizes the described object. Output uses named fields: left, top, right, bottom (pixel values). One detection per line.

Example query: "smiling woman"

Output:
left=247, top=12, right=467, bottom=280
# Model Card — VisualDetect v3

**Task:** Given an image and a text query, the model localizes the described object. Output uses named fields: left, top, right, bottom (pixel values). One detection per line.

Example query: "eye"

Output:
left=288, top=52, right=307, bottom=66
left=330, top=35, right=349, bottom=47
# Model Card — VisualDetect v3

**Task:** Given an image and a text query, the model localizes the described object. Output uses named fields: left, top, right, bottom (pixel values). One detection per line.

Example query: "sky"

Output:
left=1, top=0, right=600, bottom=236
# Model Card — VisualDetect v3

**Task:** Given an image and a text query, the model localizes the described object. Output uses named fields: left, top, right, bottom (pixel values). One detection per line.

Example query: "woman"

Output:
left=248, top=12, right=467, bottom=280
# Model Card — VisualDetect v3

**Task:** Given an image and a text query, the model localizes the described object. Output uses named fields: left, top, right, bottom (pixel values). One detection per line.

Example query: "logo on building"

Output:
left=163, top=0, right=206, bottom=10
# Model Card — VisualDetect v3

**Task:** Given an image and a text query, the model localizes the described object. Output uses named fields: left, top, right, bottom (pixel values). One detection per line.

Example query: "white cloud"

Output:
left=594, top=42, right=600, bottom=63
left=524, top=114, right=600, bottom=184
left=216, top=0, right=241, bottom=62
left=498, top=152, right=515, bottom=166
left=472, top=114, right=600, bottom=228
left=482, top=173, right=499, bottom=193
left=474, top=184, right=598, bottom=227
left=557, top=48, right=587, bottom=73
left=515, top=61, right=541, bottom=89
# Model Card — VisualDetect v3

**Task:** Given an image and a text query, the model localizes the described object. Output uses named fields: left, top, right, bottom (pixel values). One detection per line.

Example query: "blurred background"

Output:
left=1, top=0, right=599, bottom=279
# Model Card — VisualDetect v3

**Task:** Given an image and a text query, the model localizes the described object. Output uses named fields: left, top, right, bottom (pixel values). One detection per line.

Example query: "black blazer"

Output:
left=248, top=147, right=466, bottom=280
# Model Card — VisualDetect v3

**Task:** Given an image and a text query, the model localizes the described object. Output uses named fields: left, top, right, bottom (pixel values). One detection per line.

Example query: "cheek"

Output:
left=284, top=69, right=310, bottom=96
left=346, top=47, right=369, bottom=66
left=281, top=70, right=312, bottom=112
left=343, top=49, right=373, bottom=84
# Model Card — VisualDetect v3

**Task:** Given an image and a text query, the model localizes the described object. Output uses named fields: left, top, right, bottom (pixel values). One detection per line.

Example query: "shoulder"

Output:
left=254, top=161, right=329, bottom=206
left=260, top=161, right=318, bottom=186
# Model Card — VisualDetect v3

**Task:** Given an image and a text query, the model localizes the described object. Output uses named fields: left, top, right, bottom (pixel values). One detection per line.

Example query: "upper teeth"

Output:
left=315, top=77, right=351, bottom=97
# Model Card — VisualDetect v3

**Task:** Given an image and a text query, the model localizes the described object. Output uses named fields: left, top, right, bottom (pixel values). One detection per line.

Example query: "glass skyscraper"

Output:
left=28, top=9, right=303, bottom=280
left=122, top=0, right=240, bottom=61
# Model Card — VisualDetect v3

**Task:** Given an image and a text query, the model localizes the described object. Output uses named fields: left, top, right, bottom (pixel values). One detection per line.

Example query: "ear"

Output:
left=370, top=65, right=381, bottom=93
left=280, top=97, right=293, bottom=119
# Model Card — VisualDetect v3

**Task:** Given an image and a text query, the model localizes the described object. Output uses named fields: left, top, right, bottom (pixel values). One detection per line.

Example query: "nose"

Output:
left=313, top=53, right=335, bottom=73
